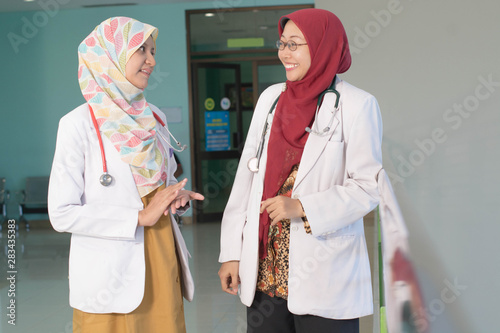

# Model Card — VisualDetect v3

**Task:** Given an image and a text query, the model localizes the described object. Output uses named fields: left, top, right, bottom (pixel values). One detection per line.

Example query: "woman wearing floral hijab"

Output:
left=48, top=17, right=203, bottom=333
left=219, top=9, right=383, bottom=332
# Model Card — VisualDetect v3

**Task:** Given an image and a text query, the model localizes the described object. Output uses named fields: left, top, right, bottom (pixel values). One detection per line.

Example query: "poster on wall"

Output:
left=205, top=111, right=230, bottom=151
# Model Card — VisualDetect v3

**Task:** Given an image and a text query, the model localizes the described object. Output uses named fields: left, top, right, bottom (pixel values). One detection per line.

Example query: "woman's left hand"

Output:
left=171, top=190, right=205, bottom=214
left=260, top=196, right=305, bottom=226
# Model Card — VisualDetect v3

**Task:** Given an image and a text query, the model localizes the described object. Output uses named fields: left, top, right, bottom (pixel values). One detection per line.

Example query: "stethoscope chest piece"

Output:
left=99, top=172, right=113, bottom=186
left=247, top=157, right=260, bottom=173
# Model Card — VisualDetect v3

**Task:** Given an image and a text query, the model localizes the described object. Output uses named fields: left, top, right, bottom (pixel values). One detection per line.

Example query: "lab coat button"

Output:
left=292, top=226, right=298, bottom=231
left=292, top=194, right=299, bottom=199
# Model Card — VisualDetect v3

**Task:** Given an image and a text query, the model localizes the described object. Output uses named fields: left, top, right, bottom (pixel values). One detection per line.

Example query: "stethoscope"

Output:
left=247, top=78, right=341, bottom=173
left=89, top=105, right=187, bottom=186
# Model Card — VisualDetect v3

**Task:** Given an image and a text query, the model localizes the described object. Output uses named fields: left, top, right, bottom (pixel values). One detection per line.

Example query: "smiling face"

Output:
left=125, top=36, right=156, bottom=89
left=278, top=20, right=311, bottom=82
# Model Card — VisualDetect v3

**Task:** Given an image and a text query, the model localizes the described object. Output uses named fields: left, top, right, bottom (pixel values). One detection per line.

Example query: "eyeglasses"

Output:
left=276, top=40, right=308, bottom=51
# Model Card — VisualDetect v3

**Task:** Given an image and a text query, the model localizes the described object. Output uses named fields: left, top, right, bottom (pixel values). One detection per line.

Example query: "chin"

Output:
left=137, top=82, right=149, bottom=89
left=286, top=72, right=304, bottom=82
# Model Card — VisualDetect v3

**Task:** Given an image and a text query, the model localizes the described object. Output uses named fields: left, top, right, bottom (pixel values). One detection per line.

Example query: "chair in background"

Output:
left=0, top=177, right=10, bottom=231
left=18, top=176, right=49, bottom=230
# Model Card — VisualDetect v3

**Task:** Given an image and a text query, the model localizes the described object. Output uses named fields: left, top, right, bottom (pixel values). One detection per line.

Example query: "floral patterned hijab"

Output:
left=78, top=17, right=166, bottom=197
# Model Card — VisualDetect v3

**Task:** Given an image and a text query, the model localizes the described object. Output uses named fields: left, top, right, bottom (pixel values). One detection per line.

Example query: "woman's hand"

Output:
left=260, top=196, right=305, bottom=226
left=137, top=179, right=187, bottom=227
left=170, top=190, right=205, bottom=214
left=218, top=261, right=240, bottom=295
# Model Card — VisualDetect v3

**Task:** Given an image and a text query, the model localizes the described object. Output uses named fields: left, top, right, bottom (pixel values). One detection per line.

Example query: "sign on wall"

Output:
left=205, top=111, right=230, bottom=151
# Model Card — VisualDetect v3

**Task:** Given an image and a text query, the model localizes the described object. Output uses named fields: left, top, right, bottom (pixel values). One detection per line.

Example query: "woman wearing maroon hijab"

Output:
left=219, top=8, right=383, bottom=332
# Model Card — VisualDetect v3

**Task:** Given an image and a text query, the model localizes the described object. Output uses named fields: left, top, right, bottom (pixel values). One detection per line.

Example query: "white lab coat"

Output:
left=48, top=103, right=194, bottom=314
left=219, top=77, right=383, bottom=319
left=378, top=168, right=423, bottom=333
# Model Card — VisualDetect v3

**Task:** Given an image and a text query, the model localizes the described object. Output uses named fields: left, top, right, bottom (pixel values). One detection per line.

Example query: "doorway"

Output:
left=191, top=62, right=243, bottom=222
left=186, top=4, right=313, bottom=222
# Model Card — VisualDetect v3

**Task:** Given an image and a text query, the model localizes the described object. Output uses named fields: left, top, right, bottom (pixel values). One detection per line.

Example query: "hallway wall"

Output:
left=315, top=0, right=500, bottom=332
left=0, top=0, right=312, bottom=217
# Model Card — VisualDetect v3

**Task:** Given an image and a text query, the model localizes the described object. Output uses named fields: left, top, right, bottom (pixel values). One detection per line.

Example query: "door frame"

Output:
left=185, top=4, right=313, bottom=223
left=191, top=62, right=242, bottom=222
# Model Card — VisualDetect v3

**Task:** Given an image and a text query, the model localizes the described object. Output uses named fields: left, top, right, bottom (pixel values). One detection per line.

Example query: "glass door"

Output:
left=192, top=63, right=243, bottom=222
left=254, top=60, right=285, bottom=96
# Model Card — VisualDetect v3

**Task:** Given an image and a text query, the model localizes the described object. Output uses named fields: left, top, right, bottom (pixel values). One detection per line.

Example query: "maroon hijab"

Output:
left=259, top=9, right=352, bottom=259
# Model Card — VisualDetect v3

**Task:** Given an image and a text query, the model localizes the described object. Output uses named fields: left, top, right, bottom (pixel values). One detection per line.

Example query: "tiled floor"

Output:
left=0, top=217, right=377, bottom=333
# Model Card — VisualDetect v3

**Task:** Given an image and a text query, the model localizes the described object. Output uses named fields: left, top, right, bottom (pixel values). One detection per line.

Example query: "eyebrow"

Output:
left=143, top=42, right=155, bottom=50
left=281, top=34, right=304, bottom=40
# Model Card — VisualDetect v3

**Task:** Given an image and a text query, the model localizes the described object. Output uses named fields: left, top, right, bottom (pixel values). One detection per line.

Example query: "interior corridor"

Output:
left=0, top=215, right=377, bottom=333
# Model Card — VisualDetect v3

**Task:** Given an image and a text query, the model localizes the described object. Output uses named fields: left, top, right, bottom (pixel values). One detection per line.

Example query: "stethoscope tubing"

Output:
left=248, top=78, right=341, bottom=173
left=89, top=105, right=185, bottom=186
left=89, top=105, right=108, bottom=174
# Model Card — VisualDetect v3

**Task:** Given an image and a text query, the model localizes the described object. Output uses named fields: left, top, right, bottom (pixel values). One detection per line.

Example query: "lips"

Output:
left=140, top=68, right=152, bottom=77
left=284, top=63, right=298, bottom=71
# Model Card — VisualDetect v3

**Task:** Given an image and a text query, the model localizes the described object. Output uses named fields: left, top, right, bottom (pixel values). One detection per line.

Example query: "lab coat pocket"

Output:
left=316, top=223, right=355, bottom=243
left=322, top=140, right=345, bottom=187
left=324, top=139, right=344, bottom=150
left=241, top=218, right=251, bottom=246
left=318, top=233, right=354, bottom=243
left=317, top=235, right=356, bottom=260
left=242, top=218, right=248, bottom=234
left=323, top=140, right=344, bottom=162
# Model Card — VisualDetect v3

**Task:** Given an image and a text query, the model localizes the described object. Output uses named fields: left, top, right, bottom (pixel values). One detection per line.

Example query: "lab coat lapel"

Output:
left=87, top=108, right=142, bottom=203
left=294, top=94, right=341, bottom=190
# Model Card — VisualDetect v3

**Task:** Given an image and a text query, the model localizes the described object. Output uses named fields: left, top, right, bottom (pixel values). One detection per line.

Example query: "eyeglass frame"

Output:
left=276, top=40, right=308, bottom=51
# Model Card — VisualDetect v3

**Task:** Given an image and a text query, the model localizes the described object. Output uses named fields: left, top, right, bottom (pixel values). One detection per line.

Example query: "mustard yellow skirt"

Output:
left=73, top=185, right=186, bottom=333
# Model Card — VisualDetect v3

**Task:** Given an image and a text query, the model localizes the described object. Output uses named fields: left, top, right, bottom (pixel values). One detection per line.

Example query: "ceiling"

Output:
left=2, top=1, right=310, bottom=53
left=0, top=0, right=213, bottom=13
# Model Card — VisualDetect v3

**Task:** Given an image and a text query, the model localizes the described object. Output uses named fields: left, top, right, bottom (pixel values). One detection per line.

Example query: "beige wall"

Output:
left=315, top=0, right=500, bottom=332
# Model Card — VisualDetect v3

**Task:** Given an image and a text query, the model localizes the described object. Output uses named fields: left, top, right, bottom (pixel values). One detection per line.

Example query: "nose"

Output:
left=279, top=47, right=291, bottom=59
left=146, top=53, right=156, bottom=67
